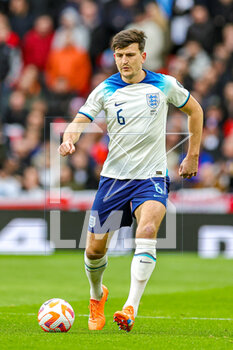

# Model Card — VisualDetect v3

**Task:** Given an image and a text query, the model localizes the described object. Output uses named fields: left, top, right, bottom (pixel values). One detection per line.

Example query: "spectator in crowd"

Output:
left=126, top=1, right=168, bottom=71
left=166, top=55, right=193, bottom=91
left=102, top=0, right=144, bottom=37
left=79, top=0, right=109, bottom=69
left=223, top=81, right=233, bottom=120
left=0, top=15, right=22, bottom=97
left=45, top=29, right=91, bottom=96
left=0, top=28, right=12, bottom=84
left=170, top=0, right=194, bottom=48
left=221, top=134, right=233, bottom=191
left=7, top=104, right=43, bottom=172
left=178, top=40, right=211, bottom=80
left=25, top=108, right=44, bottom=138
left=0, top=13, right=20, bottom=47
left=70, top=147, right=99, bottom=189
left=9, top=0, right=34, bottom=39
left=208, top=0, right=233, bottom=43
left=21, top=166, right=44, bottom=197
left=17, top=65, right=42, bottom=104
left=33, top=140, right=59, bottom=189
left=186, top=5, right=215, bottom=53
left=2, top=90, right=28, bottom=126
left=212, top=43, right=231, bottom=94
left=60, top=164, right=81, bottom=190
left=52, top=6, right=89, bottom=51
left=196, top=162, right=220, bottom=189
left=0, top=124, right=8, bottom=165
left=222, top=23, right=233, bottom=56
left=202, top=105, right=223, bottom=161
left=68, top=96, right=86, bottom=117
left=0, top=158, right=21, bottom=197
left=23, top=15, right=54, bottom=71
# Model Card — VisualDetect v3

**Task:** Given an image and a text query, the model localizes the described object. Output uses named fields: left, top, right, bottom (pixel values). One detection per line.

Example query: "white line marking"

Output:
left=137, top=316, right=233, bottom=321
left=0, top=312, right=232, bottom=321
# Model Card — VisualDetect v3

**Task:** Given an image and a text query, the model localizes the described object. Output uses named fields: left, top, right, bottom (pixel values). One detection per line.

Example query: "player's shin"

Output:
left=124, top=238, right=157, bottom=316
left=84, top=252, right=108, bottom=300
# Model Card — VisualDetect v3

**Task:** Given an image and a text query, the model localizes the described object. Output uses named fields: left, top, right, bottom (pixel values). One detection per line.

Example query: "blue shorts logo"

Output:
left=146, top=93, right=160, bottom=109
left=89, top=215, right=96, bottom=228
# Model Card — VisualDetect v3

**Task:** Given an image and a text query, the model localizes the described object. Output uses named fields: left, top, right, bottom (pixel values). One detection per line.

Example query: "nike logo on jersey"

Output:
left=115, top=102, right=126, bottom=106
left=140, top=260, right=152, bottom=264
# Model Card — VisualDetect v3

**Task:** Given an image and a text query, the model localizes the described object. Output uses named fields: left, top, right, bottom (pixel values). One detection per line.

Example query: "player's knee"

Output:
left=85, top=247, right=105, bottom=260
left=136, top=224, right=156, bottom=239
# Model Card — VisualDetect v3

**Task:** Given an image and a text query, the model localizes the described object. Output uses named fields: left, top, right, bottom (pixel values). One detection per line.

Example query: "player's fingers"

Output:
left=69, top=144, right=75, bottom=154
left=186, top=172, right=197, bottom=179
left=179, top=169, right=188, bottom=178
left=58, top=145, right=65, bottom=156
left=58, top=143, right=71, bottom=156
left=178, top=165, right=183, bottom=176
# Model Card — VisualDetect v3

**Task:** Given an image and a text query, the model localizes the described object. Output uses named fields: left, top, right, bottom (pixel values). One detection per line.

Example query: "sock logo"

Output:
left=140, top=259, right=152, bottom=264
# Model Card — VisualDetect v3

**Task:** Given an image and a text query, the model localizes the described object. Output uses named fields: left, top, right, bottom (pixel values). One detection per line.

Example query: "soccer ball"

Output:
left=38, top=298, right=75, bottom=332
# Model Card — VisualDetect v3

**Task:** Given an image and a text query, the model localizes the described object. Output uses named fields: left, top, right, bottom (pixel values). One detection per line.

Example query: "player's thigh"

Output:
left=85, top=231, right=114, bottom=259
left=134, top=200, right=166, bottom=239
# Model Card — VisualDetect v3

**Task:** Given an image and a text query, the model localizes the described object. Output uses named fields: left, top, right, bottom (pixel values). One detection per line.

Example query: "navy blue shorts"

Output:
left=88, top=176, right=170, bottom=234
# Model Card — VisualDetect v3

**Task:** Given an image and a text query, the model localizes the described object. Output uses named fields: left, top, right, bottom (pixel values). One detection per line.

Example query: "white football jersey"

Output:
left=79, top=70, right=190, bottom=180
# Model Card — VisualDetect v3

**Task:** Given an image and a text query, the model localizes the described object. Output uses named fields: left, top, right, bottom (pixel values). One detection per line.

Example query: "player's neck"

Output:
left=121, top=69, right=146, bottom=84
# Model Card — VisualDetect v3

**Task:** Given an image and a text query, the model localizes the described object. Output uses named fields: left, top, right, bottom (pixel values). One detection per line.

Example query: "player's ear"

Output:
left=141, top=52, right=146, bottom=63
left=113, top=53, right=116, bottom=60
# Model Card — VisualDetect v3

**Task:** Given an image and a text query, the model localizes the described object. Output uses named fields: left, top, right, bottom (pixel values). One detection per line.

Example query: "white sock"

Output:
left=124, top=238, right=157, bottom=317
left=84, top=252, right=108, bottom=300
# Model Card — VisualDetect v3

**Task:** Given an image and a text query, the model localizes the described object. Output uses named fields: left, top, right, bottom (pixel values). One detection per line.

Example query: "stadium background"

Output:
left=0, top=0, right=232, bottom=257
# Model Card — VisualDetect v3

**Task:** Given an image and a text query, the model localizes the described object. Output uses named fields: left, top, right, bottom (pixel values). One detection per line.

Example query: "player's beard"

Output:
left=121, top=65, right=141, bottom=82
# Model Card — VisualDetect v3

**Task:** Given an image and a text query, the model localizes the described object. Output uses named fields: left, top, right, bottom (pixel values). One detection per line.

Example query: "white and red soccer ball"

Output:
left=38, top=298, right=75, bottom=332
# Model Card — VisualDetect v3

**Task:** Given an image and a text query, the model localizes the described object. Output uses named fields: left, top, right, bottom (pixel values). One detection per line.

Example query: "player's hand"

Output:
left=179, top=155, right=199, bottom=179
left=58, top=139, right=75, bottom=156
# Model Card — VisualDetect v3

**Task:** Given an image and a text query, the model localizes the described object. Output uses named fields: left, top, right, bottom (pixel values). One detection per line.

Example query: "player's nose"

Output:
left=122, top=55, right=128, bottom=64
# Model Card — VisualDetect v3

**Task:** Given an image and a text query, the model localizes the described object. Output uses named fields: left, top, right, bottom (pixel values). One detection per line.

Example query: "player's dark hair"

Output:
left=111, top=29, right=147, bottom=52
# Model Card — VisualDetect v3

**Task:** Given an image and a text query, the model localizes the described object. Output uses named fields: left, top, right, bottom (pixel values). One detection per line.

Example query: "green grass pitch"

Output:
left=0, top=252, right=232, bottom=350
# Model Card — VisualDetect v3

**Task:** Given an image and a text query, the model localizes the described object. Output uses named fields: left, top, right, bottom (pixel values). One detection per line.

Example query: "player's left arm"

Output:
left=178, top=95, right=203, bottom=179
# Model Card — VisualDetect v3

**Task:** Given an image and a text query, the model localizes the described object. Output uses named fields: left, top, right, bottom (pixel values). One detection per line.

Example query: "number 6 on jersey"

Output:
left=117, top=109, right=125, bottom=125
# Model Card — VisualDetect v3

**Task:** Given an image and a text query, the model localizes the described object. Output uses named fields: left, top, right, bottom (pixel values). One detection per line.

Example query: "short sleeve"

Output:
left=78, top=82, right=104, bottom=121
left=165, top=75, right=190, bottom=108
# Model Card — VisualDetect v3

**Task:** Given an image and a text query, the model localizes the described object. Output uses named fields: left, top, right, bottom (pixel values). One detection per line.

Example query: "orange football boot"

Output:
left=113, top=305, right=135, bottom=332
left=88, top=285, right=109, bottom=330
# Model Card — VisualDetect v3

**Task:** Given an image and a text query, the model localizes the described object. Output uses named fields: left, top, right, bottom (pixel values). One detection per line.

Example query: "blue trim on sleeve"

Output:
left=177, top=92, right=190, bottom=108
left=78, top=111, right=94, bottom=121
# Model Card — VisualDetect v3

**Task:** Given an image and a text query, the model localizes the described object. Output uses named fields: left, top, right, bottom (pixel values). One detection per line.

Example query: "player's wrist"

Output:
left=186, top=153, right=199, bottom=159
left=63, top=137, right=74, bottom=144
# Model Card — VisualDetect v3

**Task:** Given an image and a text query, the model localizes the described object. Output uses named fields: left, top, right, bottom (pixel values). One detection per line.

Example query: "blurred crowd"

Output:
left=0, top=0, right=232, bottom=198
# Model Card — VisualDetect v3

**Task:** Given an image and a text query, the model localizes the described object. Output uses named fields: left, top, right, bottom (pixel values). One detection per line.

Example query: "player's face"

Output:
left=114, top=43, right=146, bottom=82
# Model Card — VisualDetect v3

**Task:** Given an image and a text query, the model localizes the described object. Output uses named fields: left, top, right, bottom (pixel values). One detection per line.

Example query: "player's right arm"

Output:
left=58, top=114, right=91, bottom=157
